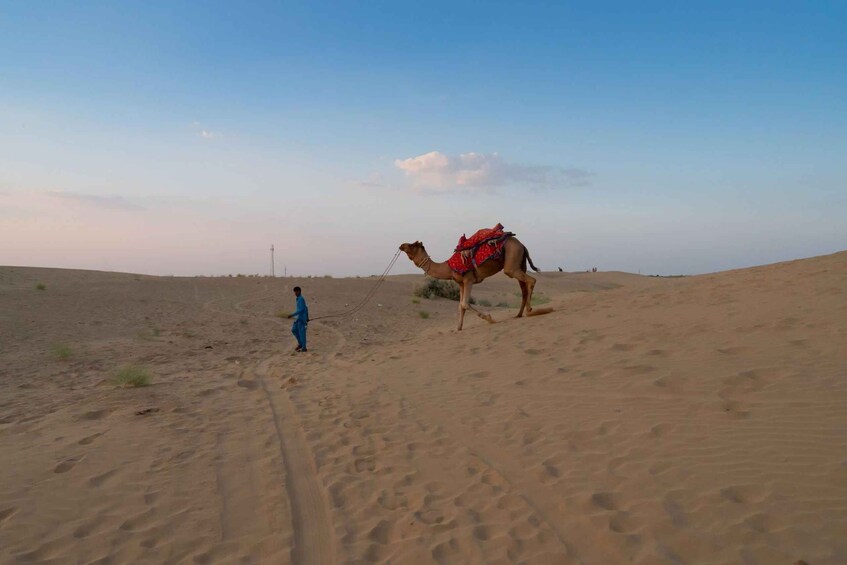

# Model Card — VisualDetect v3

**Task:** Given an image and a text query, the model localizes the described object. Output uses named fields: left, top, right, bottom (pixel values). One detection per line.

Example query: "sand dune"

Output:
left=1, top=252, right=846, bottom=564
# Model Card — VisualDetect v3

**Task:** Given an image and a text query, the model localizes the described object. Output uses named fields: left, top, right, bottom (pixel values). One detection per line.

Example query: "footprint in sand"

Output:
left=350, top=458, right=376, bottom=473
left=653, top=375, right=686, bottom=392
left=743, top=512, right=776, bottom=533
left=88, top=468, right=119, bottom=487
left=590, top=491, right=622, bottom=511
left=54, top=456, right=83, bottom=473
left=77, top=432, right=103, bottom=445
left=662, top=493, right=688, bottom=526
left=608, top=511, right=638, bottom=533
left=717, top=346, right=750, bottom=355
left=649, top=423, right=674, bottom=438
left=80, top=409, right=111, bottom=421
left=720, top=485, right=767, bottom=504
left=368, top=520, right=392, bottom=545
left=719, top=369, right=768, bottom=399
left=0, top=506, right=18, bottom=525
left=720, top=400, right=751, bottom=419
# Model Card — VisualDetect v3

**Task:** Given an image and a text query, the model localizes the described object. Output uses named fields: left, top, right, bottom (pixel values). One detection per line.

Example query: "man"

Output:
left=287, top=286, right=309, bottom=352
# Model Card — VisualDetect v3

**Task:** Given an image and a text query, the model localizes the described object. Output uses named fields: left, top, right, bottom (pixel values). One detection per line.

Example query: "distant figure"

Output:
left=558, top=267, right=563, bottom=272
left=287, top=286, right=309, bottom=352
left=592, top=267, right=597, bottom=273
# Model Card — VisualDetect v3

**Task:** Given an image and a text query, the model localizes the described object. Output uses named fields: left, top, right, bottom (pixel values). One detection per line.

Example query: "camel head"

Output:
left=399, top=241, right=426, bottom=262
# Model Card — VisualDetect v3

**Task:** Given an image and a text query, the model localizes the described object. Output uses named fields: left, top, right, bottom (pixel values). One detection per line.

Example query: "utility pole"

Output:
left=270, top=244, right=275, bottom=277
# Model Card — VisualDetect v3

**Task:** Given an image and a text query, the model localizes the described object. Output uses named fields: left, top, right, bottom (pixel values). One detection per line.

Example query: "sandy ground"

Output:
left=1, top=252, right=846, bottom=564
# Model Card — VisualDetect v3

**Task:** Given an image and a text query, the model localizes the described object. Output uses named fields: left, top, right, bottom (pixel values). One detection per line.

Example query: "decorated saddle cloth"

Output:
left=447, top=223, right=513, bottom=274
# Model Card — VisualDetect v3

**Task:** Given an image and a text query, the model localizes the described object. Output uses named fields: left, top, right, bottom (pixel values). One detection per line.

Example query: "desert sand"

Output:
left=1, top=251, right=846, bottom=564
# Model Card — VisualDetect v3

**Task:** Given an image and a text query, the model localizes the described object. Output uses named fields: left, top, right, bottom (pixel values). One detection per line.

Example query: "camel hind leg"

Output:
left=520, top=272, right=537, bottom=316
left=515, top=271, right=535, bottom=316
left=504, top=264, right=536, bottom=317
left=516, top=280, right=528, bottom=317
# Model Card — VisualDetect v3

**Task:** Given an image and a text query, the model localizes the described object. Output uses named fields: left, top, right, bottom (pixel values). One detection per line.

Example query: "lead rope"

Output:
left=308, top=250, right=403, bottom=322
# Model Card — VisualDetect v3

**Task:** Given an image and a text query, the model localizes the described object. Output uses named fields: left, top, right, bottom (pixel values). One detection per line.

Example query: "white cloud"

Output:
left=190, top=121, right=220, bottom=140
left=47, top=191, right=143, bottom=211
left=394, top=151, right=592, bottom=193
left=356, top=172, right=388, bottom=189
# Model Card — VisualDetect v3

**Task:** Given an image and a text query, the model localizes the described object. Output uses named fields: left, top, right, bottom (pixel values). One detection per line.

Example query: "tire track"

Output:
left=255, top=355, right=336, bottom=564
left=203, top=287, right=337, bottom=564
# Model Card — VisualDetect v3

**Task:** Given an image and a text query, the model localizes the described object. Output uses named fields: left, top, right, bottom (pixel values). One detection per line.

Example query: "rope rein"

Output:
left=414, top=254, right=431, bottom=271
left=308, top=250, right=403, bottom=322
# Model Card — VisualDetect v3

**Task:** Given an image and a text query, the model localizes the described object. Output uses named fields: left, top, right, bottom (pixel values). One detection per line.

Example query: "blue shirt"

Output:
left=293, top=295, right=309, bottom=323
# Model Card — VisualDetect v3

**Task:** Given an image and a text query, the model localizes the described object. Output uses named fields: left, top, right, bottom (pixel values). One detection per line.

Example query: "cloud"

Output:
left=190, top=121, right=220, bottom=140
left=47, top=191, right=144, bottom=211
left=356, top=172, right=389, bottom=190
left=394, top=151, right=592, bottom=193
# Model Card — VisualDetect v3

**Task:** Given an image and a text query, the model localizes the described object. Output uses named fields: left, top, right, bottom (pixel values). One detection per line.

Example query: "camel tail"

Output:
left=524, top=247, right=541, bottom=272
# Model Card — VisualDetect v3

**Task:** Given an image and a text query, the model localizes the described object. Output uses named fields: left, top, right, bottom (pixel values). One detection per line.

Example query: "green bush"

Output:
left=114, top=365, right=152, bottom=387
left=413, top=278, right=475, bottom=303
left=418, top=310, right=430, bottom=319
left=478, top=299, right=492, bottom=307
left=52, top=344, right=73, bottom=360
left=36, top=283, right=46, bottom=290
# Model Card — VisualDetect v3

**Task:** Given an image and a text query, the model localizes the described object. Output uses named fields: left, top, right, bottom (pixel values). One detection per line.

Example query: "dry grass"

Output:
left=52, top=344, right=73, bottom=361
left=114, top=365, right=152, bottom=387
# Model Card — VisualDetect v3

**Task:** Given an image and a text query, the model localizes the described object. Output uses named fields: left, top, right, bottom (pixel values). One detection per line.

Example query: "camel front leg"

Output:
left=457, top=283, right=467, bottom=330
left=462, top=281, right=495, bottom=324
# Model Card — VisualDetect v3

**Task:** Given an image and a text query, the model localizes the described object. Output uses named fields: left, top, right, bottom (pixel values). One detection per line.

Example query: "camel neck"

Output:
left=418, top=254, right=452, bottom=280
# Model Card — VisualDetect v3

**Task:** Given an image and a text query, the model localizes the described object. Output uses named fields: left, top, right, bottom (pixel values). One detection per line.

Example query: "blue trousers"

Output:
left=291, top=320, right=307, bottom=349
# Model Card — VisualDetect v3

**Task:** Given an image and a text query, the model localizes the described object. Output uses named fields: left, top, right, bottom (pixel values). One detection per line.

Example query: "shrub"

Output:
left=418, top=310, right=430, bottom=319
left=52, top=344, right=73, bottom=360
left=413, top=278, right=474, bottom=303
left=36, top=283, right=46, bottom=290
left=114, top=365, right=151, bottom=387
left=411, top=298, right=420, bottom=304
left=496, top=301, right=510, bottom=308
left=478, top=299, right=492, bottom=307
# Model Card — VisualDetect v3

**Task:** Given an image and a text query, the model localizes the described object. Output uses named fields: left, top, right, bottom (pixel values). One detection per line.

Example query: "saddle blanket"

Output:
left=447, top=223, right=513, bottom=274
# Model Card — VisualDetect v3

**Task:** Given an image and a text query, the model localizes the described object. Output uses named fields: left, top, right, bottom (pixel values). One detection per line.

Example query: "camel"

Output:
left=399, top=237, right=550, bottom=330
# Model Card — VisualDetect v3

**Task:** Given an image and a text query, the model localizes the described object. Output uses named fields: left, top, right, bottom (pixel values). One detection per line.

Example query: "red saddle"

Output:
left=447, top=223, right=513, bottom=274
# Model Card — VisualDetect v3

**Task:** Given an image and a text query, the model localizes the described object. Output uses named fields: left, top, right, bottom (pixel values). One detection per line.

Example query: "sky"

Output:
left=1, top=1, right=845, bottom=276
